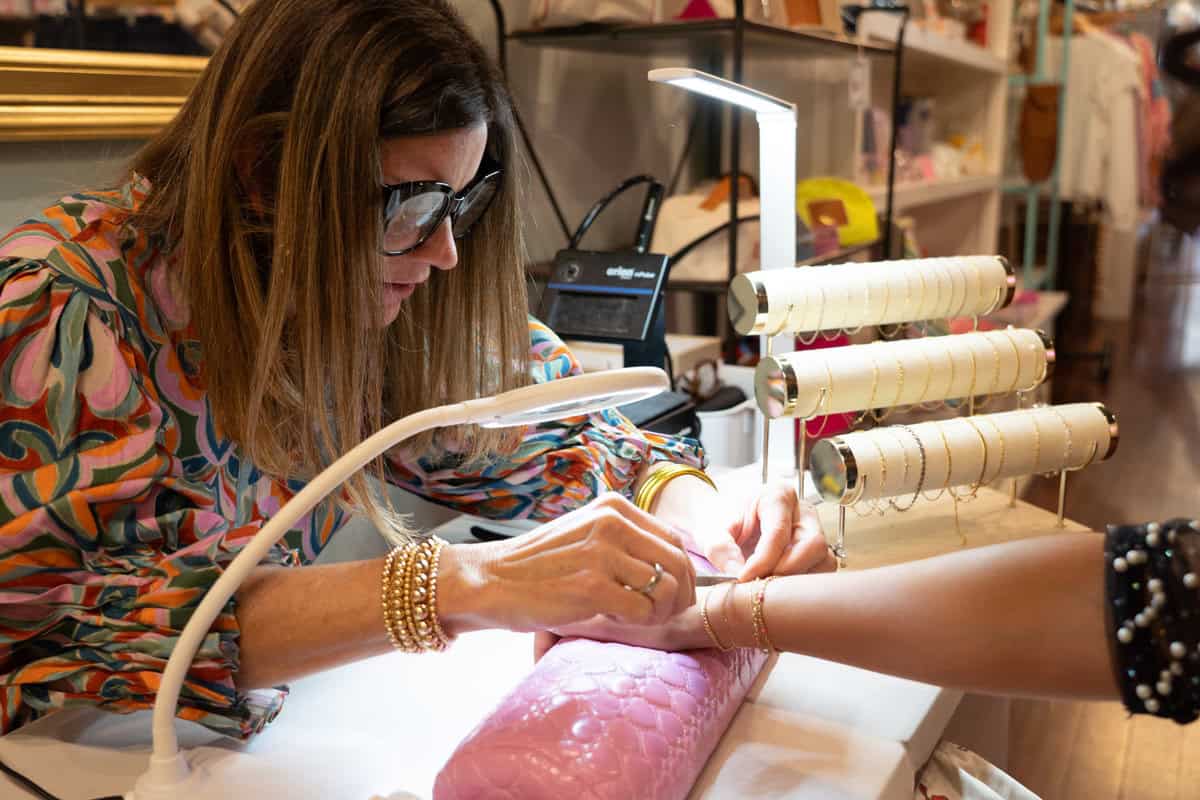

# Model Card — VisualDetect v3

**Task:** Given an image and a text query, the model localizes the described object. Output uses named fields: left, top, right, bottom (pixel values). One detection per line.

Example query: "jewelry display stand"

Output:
left=730, top=254, right=1119, bottom=566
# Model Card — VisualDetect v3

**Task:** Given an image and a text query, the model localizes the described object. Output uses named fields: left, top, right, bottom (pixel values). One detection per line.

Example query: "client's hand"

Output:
left=655, top=475, right=833, bottom=579
left=440, top=493, right=695, bottom=637
left=533, top=594, right=711, bottom=661
left=729, top=481, right=835, bottom=580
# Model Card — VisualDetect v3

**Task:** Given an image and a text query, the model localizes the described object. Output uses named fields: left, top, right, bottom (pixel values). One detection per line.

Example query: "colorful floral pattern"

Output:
left=0, top=181, right=703, bottom=739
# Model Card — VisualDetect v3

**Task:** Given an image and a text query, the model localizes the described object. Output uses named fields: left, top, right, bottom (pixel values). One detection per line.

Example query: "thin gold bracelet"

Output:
left=700, top=584, right=734, bottom=652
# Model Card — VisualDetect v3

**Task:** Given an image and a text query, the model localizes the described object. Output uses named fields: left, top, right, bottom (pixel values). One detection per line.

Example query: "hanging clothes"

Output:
left=1128, top=31, right=1173, bottom=209
left=1047, top=34, right=1145, bottom=319
left=1047, top=34, right=1142, bottom=230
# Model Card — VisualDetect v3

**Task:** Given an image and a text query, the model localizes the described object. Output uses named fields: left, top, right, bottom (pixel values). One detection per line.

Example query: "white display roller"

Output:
left=755, top=328, right=1054, bottom=419
left=728, top=255, right=1016, bottom=336
left=810, top=403, right=1119, bottom=504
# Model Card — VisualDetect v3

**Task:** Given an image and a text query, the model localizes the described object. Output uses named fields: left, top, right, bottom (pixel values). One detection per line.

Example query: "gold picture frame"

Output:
left=0, top=46, right=205, bottom=141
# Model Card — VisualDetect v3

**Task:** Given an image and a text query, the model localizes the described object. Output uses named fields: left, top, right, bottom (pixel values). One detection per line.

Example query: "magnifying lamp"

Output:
left=126, top=366, right=670, bottom=800
left=649, top=67, right=799, bottom=483
left=647, top=67, right=795, bottom=272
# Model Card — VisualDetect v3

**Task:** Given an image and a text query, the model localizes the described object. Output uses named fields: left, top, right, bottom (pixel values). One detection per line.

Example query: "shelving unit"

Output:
left=865, top=174, right=1000, bottom=213
left=511, top=18, right=892, bottom=60
left=857, top=13, right=1007, bottom=75
left=1001, top=0, right=1075, bottom=292
left=854, top=4, right=1013, bottom=258
left=511, top=4, right=896, bottom=315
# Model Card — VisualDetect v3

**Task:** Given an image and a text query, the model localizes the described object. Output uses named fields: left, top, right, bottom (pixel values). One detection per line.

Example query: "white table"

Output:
left=0, top=471, right=1088, bottom=800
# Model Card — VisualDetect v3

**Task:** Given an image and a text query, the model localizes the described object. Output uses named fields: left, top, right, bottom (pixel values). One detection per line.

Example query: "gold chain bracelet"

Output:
left=751, top=576, right=778, bottom=654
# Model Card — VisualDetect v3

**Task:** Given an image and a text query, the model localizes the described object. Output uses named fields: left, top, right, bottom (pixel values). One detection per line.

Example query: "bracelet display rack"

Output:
left=727, top=255, right=1119, bottom=566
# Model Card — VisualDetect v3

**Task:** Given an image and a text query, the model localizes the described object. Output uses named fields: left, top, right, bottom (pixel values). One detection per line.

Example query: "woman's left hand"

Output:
left=726, top=480, right=837, bottom=580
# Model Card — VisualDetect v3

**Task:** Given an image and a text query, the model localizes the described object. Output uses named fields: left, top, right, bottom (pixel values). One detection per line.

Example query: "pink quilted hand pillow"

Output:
left=433, top=637, right=767, bottom=800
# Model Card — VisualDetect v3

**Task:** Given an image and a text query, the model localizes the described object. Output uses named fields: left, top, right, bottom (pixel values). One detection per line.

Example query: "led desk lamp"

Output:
left=126, top=367, right=670, bottom=800
left=648, top=68, right=801, bottom=486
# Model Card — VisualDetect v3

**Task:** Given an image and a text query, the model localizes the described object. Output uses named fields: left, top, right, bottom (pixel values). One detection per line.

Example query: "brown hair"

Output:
left=130, top=0, right=530, bottom=536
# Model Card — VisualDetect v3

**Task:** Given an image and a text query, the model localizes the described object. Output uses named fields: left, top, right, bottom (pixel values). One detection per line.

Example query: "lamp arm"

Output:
left=143, top=402, right=471, bottom=786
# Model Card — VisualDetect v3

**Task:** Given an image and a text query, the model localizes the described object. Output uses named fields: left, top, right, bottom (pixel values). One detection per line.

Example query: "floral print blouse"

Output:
left=0, top=179, right=703, bottom=739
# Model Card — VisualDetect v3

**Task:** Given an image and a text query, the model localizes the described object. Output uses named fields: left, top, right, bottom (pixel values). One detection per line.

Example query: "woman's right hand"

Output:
left=436, top=493, right=696, bottom=635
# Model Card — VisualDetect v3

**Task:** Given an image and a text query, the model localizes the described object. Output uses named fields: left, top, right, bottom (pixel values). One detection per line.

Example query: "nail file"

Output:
left=695, top=574, right=738, bottom=586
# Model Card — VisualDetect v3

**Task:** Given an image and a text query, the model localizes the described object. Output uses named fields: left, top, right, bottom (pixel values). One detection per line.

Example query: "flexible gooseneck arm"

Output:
left=140, top=403, right=471, bottom=792
left=132, top=367, right=670, bottom=799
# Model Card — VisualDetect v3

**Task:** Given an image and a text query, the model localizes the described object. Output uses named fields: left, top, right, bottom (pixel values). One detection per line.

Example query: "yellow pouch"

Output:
left=795, top=177, right=879, bottom=247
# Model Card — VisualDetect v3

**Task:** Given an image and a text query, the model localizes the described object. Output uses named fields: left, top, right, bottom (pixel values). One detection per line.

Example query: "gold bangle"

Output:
left=750, top=576, right=778, bottom=654
left=700, top=584, right=733, bottom=652
left=633, top=463, right=717, bottom=513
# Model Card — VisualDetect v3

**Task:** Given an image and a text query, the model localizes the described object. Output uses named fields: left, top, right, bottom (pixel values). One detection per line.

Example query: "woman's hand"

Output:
left=438, top=493, right=696, bottom=636
left=534, top=596, right=711, bottom=661
left=727, top=480, right=836, bottom=580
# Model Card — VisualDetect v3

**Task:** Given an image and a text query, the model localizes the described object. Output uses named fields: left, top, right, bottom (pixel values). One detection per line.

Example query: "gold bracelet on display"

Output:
left=380, top=537, right=454, bottom=654
left=891, top=353, right=906, bottom=409
left=984, top=335, right=1002, bottom=396
left=1048, top=407, right=1075, bottom=470
left=958, top=417, right=991, bottom=500
left=1002, top=329, right=1024, bottom=394
left=914, top=347, right=934, bottom=406
left=633, top=463, right=717, bottom=513
left=890, top=425, right=925, bottom=512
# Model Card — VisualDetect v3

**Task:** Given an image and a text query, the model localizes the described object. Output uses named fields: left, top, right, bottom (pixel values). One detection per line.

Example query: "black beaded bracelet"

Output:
left=1105, top=518, right=1200, bottom=724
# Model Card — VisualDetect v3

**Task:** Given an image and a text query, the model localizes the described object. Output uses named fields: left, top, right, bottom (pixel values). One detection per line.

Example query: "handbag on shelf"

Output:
left=651, top=176, right=763, bottom=284
left=1018, top=83, right=1060, bottom=183
left=529, top=0, right=788, bottom=28
left=530, top=0, right=662, bottom=27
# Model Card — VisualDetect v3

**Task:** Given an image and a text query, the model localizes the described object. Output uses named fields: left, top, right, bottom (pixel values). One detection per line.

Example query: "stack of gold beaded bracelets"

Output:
left=381, top=536, right=453, bottom=653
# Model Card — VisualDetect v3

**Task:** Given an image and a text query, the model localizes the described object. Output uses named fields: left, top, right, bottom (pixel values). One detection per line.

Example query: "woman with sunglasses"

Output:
left=0, top=0, right=831, bottom=739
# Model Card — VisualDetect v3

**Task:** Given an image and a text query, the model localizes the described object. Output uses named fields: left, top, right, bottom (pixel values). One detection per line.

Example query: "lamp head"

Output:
left=647, top=68, right=795, bottom=115
left=469, top=367, right=670, bottom=428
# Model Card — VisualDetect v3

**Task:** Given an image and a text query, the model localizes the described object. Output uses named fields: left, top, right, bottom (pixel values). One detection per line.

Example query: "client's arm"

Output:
left=573, top=533, right=1120, bottom=700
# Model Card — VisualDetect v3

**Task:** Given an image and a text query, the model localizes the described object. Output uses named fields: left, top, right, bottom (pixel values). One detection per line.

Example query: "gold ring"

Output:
left=626, top=562, right=664, bottom=597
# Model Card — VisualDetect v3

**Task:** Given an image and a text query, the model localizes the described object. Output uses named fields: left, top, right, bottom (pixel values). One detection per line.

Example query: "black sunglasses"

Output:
left=380, top=159, right=503, bottom=256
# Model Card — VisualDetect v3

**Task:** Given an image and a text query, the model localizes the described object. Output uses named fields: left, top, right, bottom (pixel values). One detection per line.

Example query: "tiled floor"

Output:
left=1007, top=227, right=1200, bottom=799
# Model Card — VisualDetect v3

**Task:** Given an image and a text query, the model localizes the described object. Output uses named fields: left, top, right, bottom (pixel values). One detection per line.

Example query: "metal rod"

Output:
left=762, top=414, right=771, bottom=484
left=729, top=0, right=744, bottom=329
left=837, top=513, right=848, bottom=567
left=1033, top=0, right=1050, bottom=80
left=762, top=332, right=772, bottom=484
left=486, top=0, right=572, bottom=244
left=796, top=419, right=807, bottom=502
left=1011, top=392, right=1025, bottom=506
left=881, top=9, right=911, bottom=259
left=1056, top=470, right=1068, bottom=527
left=1044, top=0, right=1075, bottom=289
left=1023, top=186, right=1039, bottom=288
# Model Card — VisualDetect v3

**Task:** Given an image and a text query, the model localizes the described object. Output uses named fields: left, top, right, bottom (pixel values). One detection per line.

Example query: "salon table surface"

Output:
left=0, top=468, right=1090, bottom=800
